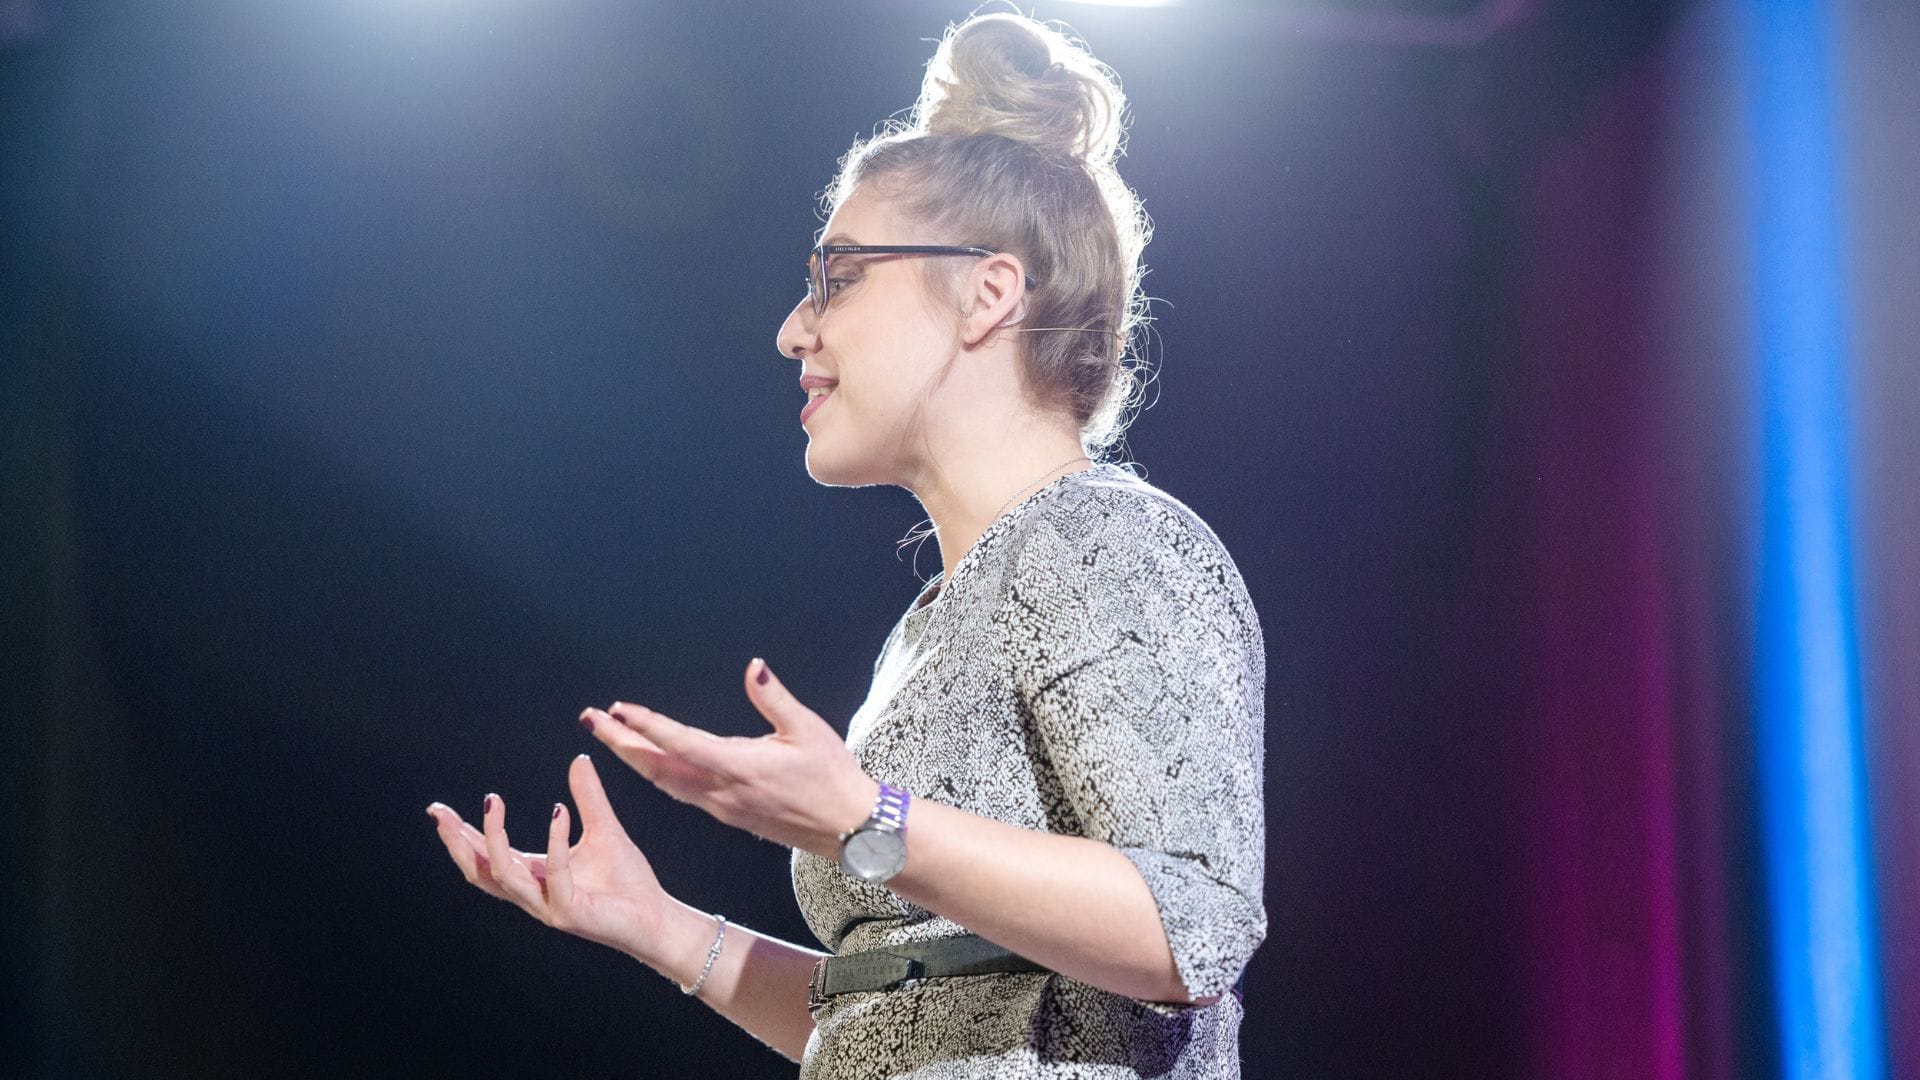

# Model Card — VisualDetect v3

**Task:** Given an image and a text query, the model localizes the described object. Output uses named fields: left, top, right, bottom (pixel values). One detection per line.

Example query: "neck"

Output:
left=906, top=428, right=1092, bottom=586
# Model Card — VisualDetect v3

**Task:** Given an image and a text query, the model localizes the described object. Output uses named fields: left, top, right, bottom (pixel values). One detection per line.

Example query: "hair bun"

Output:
left=915, top=13, right=1125, bottom=170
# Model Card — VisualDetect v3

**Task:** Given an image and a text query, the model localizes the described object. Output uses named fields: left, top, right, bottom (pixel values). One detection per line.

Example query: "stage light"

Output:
left=1742, top=1, right=1888, bottom=1079
left=1055, top=0, right=1182, bottom=8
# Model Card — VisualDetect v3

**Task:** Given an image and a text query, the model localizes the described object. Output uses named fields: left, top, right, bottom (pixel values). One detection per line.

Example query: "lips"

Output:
left=800, top=375, right=837, bottom=425
left=800, top=387, right=833, bottom=424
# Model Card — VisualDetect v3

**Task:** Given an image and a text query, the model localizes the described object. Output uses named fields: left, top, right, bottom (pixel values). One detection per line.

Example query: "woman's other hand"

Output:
left=581, top=658, right=877, bottom=861
left=427, top=753, right=670, bottom=961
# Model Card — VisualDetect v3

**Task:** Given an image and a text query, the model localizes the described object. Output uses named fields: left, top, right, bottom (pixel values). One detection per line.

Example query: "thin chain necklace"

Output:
left=992, top=454, right=1092, bottom=523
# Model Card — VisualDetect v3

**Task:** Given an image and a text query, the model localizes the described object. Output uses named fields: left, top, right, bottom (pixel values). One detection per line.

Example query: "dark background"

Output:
left=6, top=1, right=1915, bottom=1078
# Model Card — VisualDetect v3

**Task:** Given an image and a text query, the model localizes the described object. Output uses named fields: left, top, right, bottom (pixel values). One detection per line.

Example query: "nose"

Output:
left=776, top=296, right=818, bottom=361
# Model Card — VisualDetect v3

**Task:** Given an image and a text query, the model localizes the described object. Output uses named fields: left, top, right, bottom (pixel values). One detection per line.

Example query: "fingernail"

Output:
left=484, top=794, right=496, bottom=814
left=424, top=804, right=438, bottom=820
left=579, top=711, right=595, bottom=732
left=552, top=803, right=563, bottom=820
left=755, top=658, right=771, bottom=686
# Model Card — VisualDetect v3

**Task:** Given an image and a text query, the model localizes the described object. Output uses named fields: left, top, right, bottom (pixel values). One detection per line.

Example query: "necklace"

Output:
left=992, top=454, right=1093, bottom=523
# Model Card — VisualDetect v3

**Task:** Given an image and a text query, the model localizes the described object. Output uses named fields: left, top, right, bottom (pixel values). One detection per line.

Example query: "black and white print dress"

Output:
left=792, top=463, right=1268, bottom=1079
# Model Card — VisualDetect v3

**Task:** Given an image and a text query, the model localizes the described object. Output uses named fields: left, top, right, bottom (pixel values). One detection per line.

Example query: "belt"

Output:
left=807, top=934, right=1049, bottom=1012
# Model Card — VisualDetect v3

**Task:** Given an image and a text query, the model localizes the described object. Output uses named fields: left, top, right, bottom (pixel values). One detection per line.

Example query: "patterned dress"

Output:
left=792, top=464, right=1268, bottom=1079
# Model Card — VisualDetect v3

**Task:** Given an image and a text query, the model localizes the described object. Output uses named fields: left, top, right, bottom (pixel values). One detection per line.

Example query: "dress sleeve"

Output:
left=1002, top=489, right=1268, bottom=1009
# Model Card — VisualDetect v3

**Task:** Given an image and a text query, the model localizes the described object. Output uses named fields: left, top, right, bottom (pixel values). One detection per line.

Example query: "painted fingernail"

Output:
left=579, top=711, right=595, bottom=732
left=755, top=659, right=771, bottom=686
left=552, top=803, right=563, bottom=819
left=484, top=794, right=496, bottom=814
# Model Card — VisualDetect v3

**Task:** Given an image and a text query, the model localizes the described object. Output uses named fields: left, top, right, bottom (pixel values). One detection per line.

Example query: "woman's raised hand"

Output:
left=427, top=753, right=669, bottom=960
left=581, top=658, right=878, bottom=862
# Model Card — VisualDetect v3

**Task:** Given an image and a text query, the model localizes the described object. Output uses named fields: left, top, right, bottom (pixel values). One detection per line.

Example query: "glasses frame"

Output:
left=806, top=243, right=1035, bottom=318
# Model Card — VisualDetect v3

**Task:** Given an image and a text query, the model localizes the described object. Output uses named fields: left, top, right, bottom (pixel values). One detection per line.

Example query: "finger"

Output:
left=546, top=801, right=573, bottom=911
left=743, top=657, right=833, bottom=739
left=591, top=706, right=731, bottom=796
left=588, top=705, right=734, bottom=809
left=566, top=752, right=630, bottom=838
left=481, top=794, right=547, bottom=914
left=428, top=803, right=508, bottom=898
left=453, top=812, right=544, bottom=870
left=608, top=702, right=736, bottom=777
left=429, top=803, right=508, bottom=899
left=451, top=820, right=547, bottom=883
left=582, top=707, right=670, bottom=759
left=451, top=815, right=507, bottom=877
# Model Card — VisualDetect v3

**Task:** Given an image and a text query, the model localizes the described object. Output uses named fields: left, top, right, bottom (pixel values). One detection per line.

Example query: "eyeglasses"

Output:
left=806, top=243, right=1034, bottom=318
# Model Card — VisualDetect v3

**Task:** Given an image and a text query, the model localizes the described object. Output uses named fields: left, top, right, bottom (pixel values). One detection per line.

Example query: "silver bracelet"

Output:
left=680, top=914, right=727, bottom=997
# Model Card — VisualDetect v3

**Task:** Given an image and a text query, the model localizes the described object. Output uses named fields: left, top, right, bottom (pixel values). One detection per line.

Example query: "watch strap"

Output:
left=867, top=783, right=910, bottom=835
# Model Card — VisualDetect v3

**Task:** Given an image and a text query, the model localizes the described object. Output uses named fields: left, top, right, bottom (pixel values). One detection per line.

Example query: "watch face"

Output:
left=843, top=828, right=907, bottom=882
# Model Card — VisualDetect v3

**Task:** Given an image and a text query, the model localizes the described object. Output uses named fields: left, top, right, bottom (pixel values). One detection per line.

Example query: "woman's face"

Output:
left=776, top=188, right=964, bottom=489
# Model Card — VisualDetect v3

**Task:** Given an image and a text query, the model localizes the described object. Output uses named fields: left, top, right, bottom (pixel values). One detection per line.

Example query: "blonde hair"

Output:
left=826, top=12, right=1153, bottom=457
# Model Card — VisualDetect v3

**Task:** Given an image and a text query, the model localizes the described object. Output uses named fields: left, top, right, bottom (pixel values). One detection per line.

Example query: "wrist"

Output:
left=629, top=896, right=718, bottom=978
left=812, top=776, right=881, bottom=861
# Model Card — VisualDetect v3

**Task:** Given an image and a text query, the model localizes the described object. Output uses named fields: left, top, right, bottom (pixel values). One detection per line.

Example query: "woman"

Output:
left=426, top=13, right=1266, bottom=1078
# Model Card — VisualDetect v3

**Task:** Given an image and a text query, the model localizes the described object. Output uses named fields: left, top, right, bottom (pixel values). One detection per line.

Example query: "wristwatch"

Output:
left=838, top=783, right=911, bottom=883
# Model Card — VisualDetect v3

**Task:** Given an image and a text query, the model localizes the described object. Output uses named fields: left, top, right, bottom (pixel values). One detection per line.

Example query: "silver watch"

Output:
left=837, top=783, right=910, bottom=883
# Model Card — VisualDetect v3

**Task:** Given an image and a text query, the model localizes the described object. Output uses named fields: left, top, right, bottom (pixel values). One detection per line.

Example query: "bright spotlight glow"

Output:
left=1742, top=1, right=1887, bottom=1079
left=1056, top=0, right=1181, bottom=8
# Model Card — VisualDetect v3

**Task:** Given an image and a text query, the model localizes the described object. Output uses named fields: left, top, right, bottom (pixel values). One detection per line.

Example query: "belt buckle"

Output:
left=807, top=956, right=831, bottom=1013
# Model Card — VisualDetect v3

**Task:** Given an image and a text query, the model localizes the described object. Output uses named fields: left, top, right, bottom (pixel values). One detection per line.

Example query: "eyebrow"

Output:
left=820, top=232, right=860, bottom=246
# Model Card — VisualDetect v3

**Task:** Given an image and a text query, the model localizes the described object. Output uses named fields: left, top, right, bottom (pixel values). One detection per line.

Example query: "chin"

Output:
left=803, top=441, right=858, bottom=488
left=803, top=439, right=888, bottom=489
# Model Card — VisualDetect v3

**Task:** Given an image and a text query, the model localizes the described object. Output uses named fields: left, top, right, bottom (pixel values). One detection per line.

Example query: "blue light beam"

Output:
left=1742, top=1, right=1887, bottom=1079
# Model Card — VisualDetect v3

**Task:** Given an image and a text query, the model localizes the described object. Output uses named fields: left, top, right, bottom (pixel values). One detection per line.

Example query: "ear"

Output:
left=958, top=252, right=1029, bottom=348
